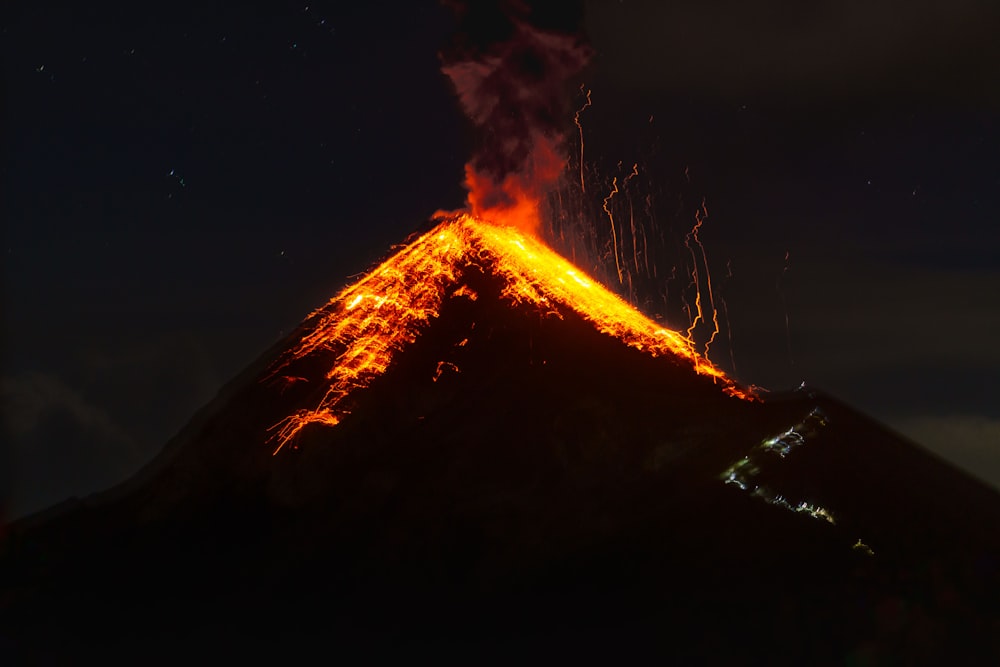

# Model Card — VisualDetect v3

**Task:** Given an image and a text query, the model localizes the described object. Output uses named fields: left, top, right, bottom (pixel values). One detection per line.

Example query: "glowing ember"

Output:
left=266, top=214, right=753, bottom=453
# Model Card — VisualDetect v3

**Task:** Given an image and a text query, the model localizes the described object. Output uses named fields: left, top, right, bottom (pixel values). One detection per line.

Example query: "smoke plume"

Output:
left=441, top=1, right=590, bottom=235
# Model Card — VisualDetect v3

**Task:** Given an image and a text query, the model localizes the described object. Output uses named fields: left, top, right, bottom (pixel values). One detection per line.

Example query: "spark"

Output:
left=778, top=250, right=793, bottom=366
left=433, top=361, right=460, bottom=382
left=573, top=86, right=592, bottom=193
left=622, top=163, right=642, bottom=278
left=683, top=199, right=720, bottom=359
left=602, top=176, right=625, bottom=285
left=721, top=259, right=738, bottom=376
left=275, top=375, right=308, bottom=394
left=641, top=194, right=653, bottom=278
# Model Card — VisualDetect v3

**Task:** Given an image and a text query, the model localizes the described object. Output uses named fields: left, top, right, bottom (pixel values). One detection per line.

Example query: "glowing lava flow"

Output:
left=266, top=215, right=752, bottom=453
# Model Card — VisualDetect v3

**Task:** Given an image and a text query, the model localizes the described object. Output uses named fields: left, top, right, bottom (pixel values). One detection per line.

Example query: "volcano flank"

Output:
left=2, top=217, right=999, bottom=663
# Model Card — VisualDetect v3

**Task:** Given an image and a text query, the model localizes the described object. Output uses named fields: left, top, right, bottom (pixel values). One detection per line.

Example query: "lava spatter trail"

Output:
left=684, top=198, right=721, bottom=358
left=573, top=85, right=592, bottom=193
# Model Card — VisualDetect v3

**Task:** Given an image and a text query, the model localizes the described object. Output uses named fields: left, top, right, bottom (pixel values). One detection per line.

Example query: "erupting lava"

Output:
left=261, top=4, right=754, bottom=455
left=266, top=214, right=753, bottom=453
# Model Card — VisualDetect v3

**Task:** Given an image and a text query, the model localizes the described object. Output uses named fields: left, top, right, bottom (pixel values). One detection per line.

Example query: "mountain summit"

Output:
left=2, top=216, right=999, bottom=663
left=264, top=214, right=749, bottom=453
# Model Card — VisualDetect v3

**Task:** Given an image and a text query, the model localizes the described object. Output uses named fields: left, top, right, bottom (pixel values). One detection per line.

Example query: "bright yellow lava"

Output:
left=266, top=214, right=752, bottom=453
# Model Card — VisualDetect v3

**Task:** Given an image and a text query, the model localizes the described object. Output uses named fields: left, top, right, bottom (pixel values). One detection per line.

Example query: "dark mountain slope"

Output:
left=2, top=229, right=998, bottom=664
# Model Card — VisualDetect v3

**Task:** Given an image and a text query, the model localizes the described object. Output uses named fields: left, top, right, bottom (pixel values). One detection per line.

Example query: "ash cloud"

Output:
left=441, top=1, right=590, bottom=231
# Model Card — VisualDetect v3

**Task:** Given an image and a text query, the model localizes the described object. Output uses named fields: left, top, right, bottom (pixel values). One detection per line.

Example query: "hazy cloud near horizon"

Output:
left=585, top=0, right=1000, bottom=105
left=1, top=372, right=134, bottom=445
left=1, top=331, right=223, bottom=518
left=1, top=372, right=139, bottom=517
left=793, top=266, right=1000, bottom=372
left=890, top=414, right=1000, bottom=492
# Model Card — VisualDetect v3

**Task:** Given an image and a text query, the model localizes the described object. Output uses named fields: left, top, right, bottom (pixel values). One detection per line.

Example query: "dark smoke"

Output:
left=441, top=1, right=591, bottom=229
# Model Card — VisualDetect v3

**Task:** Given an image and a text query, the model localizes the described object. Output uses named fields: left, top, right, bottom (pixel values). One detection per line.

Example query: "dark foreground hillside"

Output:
left=3, top=257, right=999, bottom=665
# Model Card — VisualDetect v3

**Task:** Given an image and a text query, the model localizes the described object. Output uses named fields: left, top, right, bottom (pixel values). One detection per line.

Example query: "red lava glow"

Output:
left=461, top=131, right=566, bottom=237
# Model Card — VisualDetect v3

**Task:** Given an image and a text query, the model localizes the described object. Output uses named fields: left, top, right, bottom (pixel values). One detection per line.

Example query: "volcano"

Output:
left=2, top=216, right=999, bottom=663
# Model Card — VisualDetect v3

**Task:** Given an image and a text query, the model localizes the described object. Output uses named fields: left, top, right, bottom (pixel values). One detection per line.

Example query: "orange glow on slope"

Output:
left=267, top=215, right=753, bottom=453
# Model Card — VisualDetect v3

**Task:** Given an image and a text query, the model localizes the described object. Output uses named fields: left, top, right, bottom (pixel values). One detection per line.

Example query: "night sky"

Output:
left=3, top=0, right=999, bottom=520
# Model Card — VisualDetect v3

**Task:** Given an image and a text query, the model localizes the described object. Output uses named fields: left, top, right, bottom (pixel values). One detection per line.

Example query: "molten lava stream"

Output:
left=265, top=215, right=753, bottom=453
